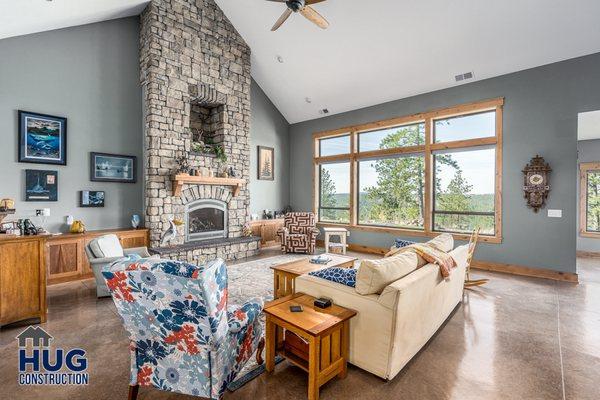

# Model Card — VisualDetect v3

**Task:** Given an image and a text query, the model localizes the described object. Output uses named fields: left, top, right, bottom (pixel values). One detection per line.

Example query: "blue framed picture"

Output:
left=18, top=110, right=67, bottom=165
left=25, top=170, right=58, bottom=202
left=90, top=152, right=137, bottom=183
left=80, top=190, right=105, bottom=207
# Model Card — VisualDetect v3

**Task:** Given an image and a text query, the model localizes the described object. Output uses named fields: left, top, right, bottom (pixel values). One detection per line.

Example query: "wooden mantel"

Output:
left=173, top=174, right=246, bottom=196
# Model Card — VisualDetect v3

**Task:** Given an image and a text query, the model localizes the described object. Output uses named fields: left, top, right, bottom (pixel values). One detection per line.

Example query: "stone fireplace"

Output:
left=140, top=0, right=260, bottom=263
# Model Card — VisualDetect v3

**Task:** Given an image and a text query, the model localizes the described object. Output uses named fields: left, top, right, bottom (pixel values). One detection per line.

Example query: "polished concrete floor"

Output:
left=1, top=250, right=599, bottom=400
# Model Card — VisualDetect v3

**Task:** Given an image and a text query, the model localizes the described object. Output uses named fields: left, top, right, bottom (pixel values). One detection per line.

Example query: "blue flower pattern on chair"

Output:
left=102, top=258, right=264, bottom=399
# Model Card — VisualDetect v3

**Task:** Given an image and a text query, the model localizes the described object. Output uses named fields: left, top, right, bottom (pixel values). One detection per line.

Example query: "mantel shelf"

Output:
left=172, top=174, right=245, bottom=197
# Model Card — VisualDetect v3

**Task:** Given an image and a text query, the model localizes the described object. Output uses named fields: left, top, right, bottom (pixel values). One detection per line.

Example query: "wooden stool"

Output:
left=322, top=227, right=349, bottom=255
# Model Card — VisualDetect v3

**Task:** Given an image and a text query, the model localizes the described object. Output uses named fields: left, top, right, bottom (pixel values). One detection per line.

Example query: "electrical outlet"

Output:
left=548, top=209, right=562, bottom=218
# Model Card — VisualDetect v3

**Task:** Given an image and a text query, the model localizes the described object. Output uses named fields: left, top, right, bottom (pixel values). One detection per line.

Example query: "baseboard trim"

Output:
left=577, top=250, right=600, bottom=258
left=471, top=260, right=578, bottom=283
left=317, top=240, right=578, bottom=283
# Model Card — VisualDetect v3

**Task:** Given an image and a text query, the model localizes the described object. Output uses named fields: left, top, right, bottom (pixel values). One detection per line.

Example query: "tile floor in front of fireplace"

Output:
left=0, top=249, right=599, bottom=400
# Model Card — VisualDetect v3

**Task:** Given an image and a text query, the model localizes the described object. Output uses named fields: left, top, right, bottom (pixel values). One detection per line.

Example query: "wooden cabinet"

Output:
left=250, top=219, right=284, bottom=247
left=0, top=235, right=47, bottom=327
left=47, top=228, right=149, bottom=285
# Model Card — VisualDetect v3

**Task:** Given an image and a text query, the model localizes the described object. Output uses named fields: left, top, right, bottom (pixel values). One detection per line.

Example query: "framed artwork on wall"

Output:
left=18, top=110, right=67, bottom=165
left=80, top=190, right=105, bottom=207
left=257, top=146, right=275, bottom=181
left=25, top=169, right=58, bottom=201
left=90, top=152, right=137, bottom=183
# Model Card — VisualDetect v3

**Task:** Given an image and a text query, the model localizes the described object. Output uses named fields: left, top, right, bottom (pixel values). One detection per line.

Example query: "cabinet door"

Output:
left=48, top=241, right=80, bottom=279
left=119, top=234, right=147, bottom=249
left=0, top=241, right=41, bottom=323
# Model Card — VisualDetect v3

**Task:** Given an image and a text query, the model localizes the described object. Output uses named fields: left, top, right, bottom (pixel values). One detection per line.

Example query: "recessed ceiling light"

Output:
left=305, top=97, right=312, bottom=104
left=319, top=108, right=329, bottom=115
left=276, top=55, right=284, bottom=63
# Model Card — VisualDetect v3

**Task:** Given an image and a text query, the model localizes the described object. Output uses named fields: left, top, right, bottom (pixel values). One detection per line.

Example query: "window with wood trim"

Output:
left=312, top=98, right=503, bottom=243
left=579, top=162, right=600, bottom=238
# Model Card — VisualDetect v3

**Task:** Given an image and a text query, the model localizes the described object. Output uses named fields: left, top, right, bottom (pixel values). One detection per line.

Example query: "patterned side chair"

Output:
left=277, top=212, right=320, bottom=254
left=102, top=257, right=265, bottom=400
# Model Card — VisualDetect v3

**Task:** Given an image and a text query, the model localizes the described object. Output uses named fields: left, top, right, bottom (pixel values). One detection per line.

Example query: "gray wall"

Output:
left=249, top=80, right=290, bottom=217
left=290, top=52, right=600, bottom=274
left=0, top=18, right=143, bottom=233
left=577, top=138, right=600, bottom=252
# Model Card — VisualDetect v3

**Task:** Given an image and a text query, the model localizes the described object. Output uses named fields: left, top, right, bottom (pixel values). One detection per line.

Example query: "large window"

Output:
left=313, top=98, right=503, bottom=243
left=580, top=163, right=600, bottom=237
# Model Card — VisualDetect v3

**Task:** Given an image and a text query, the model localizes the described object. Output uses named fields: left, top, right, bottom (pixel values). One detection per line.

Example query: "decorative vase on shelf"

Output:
left=70, top=220, right=86, bottom=234
left=131, top=214, right=141, bottom=229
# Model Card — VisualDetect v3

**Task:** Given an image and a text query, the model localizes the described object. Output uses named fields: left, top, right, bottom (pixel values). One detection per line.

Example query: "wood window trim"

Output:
left=579, top=162, right=600, bottom=238
left=312, top=97, right=504, bottom=244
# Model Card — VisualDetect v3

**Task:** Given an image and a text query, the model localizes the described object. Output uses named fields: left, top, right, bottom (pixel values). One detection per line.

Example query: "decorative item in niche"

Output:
left=25, top=169, right=58, bottom=201
left=523, top=155, right=551, bottom=212
left=90, top=152, right=137, bottom=183
left=257, top=146, right=275, bottom=180
left=18, top=110, right=67, bottom=165
left=80, top=190, right=105, bottom=207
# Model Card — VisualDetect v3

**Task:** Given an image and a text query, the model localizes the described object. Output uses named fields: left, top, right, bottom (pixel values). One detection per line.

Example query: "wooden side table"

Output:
left=264, top=293, right=357, bottom=400
left=271, top=254, right=357, bottom=299
left=322, top=227, right=349, bottom=255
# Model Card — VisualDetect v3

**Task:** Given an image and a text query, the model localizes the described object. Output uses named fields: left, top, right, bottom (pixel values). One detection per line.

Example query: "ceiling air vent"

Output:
left=455, top=71, right=474, bottom=82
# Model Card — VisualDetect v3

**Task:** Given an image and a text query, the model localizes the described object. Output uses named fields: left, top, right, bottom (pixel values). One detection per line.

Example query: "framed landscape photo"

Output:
left=90, top=152, right=137, bottom=183
left=18, top=110, right=67, bottom=165
left=25, top=169, right=58, bottom=201
left=257, top=146, right=275, bottom=181
left=80, top=190, right=105, bottom=207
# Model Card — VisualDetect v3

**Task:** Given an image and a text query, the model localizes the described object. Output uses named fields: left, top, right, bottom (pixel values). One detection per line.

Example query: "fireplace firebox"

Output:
left=185, top=199, right=228, bottom=242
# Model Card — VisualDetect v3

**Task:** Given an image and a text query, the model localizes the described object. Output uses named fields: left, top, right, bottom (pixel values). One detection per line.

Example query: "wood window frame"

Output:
left=579, top=162, right=600, bottom=238
left=312, top=97, right=504, bottom=244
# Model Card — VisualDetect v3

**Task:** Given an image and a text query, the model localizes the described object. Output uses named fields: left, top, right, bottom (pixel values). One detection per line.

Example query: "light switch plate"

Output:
left=548, top=209, right=562, bottom=218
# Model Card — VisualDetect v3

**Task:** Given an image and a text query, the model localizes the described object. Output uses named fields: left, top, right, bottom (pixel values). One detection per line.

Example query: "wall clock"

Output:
left=523, top=155, right=551, bottom=212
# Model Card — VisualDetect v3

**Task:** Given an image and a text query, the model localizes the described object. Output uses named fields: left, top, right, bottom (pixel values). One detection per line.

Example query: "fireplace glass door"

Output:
left=186, top=199, right=227, bottom=241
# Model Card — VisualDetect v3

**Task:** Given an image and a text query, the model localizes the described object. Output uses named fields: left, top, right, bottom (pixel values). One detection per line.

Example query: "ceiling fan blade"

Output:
left=300, top=5, right=329, bottom=29
left=306, top=0, right=327, bottom=4
left=265, top=0, right=287, bottom=2
left=271, top=8, right=293, bottom=31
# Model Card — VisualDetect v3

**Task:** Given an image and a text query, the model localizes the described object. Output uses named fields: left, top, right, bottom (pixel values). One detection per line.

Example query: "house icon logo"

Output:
left=16, top=325, right=89, bottom=386
left=16, top=326, right=53, bottom=348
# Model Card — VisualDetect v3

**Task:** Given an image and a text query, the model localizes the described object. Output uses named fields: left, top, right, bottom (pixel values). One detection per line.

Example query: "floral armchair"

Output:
left=277, top=212, right=320, bottom=254
left=102, top=257, right=265, bottom=400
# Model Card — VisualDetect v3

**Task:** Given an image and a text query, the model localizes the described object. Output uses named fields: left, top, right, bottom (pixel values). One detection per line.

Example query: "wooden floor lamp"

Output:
left=464, top=228, right=489, bottom=288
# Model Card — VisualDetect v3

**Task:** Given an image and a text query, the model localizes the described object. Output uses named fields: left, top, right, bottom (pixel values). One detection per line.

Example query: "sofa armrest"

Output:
left=227, top=297, right=264, bottom=333
left=124, top=247, right=151, bottom=258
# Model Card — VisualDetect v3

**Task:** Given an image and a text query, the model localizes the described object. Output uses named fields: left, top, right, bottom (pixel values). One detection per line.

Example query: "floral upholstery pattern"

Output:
left=102, top=258, right=264, bottom=399
left=308, top=267, right=358, bottom=287
left=277, top=212, right=320, bottom=254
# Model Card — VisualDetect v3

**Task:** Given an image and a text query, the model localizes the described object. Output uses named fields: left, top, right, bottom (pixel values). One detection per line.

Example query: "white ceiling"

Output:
left=0, top=0, right=148, bottom=40
left=215, top=0, right=600, bottom=123
left=2, top=1, right=600, bottom=124
left=578, top=110, right=600, bottom=141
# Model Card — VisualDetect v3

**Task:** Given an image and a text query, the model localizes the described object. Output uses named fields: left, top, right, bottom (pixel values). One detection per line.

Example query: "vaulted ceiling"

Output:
left=2, top=1, right=600, bottom=124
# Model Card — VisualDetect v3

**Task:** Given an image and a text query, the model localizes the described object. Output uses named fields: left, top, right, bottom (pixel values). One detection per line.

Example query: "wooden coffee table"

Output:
left=264, top=293, right=357, bottom=400
left=271, top=253, right=358, bottom=299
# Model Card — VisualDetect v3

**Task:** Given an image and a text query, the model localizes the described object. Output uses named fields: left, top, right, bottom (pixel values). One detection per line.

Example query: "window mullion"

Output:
left=424, top=117, right=433, bottom=235
left=350, top=132, right=357, bottom=226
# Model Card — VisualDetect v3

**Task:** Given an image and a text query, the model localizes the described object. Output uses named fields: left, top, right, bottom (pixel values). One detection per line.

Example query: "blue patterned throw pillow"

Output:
left=308, top=267, right=357, bottom=287
left=395, top=239, right=415, bottom=248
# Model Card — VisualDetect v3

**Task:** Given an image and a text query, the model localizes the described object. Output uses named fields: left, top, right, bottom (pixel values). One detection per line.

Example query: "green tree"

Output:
left=436, top=169, right=473, bottom=231
left=320, top=168, right=338, bottom=221
left=587, top=171, right=600, bottom=231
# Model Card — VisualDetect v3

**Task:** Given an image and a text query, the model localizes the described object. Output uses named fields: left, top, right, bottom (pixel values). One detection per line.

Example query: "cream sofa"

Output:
left=295, top=244, right=468, bottom=380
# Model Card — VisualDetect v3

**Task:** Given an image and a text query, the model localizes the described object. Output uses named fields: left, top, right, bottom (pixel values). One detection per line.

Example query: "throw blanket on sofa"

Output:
left=385, top=243, right=456, bottom=278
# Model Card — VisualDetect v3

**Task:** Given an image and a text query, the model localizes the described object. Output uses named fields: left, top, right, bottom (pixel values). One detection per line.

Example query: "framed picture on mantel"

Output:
left=257, top=146, right=274, bottom=181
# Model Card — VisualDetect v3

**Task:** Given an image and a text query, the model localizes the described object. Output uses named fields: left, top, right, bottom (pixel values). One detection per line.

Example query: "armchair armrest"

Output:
left=124, top=247, right=151, bottom=258
left=227, top=297, right=264, bottom=333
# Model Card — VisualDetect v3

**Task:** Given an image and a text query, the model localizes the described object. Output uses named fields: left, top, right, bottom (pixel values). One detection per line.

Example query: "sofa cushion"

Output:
left=427, top=233, right=454, bottom=252
left=308, top=267, right=357, bottom=287
left=394, top=239, right=415, bottom=249
left=355, top=251, right=418, bottom=295
left=90, top=234, right=124, bottom=258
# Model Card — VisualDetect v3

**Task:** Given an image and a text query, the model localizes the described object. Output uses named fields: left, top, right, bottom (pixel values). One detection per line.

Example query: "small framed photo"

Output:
left=257, top=146, right=275, bottom=181
left=80, top=190, right=105, bottom=207
left=90, top=152, right=137, bottom=183
left=25, top=169, right=58, bottom=202
left=18, top=110, right=67, bottom=165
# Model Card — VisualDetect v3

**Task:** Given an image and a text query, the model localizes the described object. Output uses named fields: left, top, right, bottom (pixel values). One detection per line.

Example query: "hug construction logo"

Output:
left=16, top=326, right=89, bottom=386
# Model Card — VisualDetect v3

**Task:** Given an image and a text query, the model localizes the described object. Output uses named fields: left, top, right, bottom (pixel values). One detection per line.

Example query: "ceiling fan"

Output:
left=267, top=0, right=329, bottom=31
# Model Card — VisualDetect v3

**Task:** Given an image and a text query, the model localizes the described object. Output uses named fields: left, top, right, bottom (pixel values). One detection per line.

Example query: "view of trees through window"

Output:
left=586, top=170, right=600, bottom=232
left=316, top=104, right=500, bottom=237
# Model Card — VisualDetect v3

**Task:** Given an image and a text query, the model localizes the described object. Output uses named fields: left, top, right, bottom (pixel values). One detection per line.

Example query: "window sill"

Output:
left=579, top=230, right=600, bottom=239
left=316, top=222, right=502, bottom=244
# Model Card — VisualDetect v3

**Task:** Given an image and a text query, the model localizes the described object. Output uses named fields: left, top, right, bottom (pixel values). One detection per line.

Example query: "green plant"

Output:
left=213, top=145, right=227, bottom=163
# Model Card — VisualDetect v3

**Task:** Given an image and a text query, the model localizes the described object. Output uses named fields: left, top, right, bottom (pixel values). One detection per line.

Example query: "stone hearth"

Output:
left=140, top=0, right=258, bottom=263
